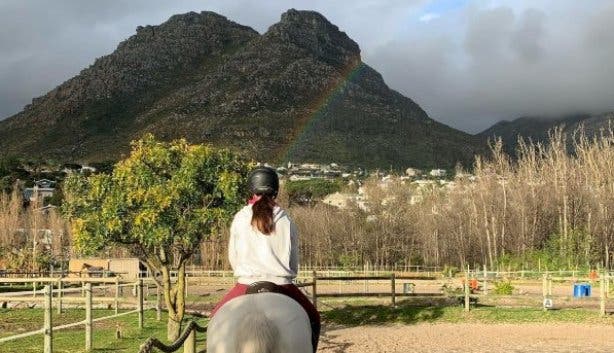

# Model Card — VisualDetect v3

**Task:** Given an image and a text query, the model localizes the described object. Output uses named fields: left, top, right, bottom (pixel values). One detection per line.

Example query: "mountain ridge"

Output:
left=480, top=112, right=614, bottom=154
left=0, top=9, right=485, bottom=169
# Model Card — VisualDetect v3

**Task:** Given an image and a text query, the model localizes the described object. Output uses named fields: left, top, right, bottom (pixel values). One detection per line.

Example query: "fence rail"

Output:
left=0, top=279, right=150, bottom=352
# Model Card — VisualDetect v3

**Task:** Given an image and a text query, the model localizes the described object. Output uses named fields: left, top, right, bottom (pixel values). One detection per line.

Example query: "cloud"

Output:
left=1, top=0, right=614, bottom=134
left=419, top=13, right=441, bottom=22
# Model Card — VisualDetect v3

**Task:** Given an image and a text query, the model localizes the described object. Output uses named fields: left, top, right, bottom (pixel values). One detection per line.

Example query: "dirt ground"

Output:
left=318, top=323, right=614, bottom=353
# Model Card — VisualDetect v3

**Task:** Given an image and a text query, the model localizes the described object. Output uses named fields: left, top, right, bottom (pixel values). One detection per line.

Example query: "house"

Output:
left=80, top=165, right=97, bottom=174
left=34, top=179, right=56, bottom=188
left=429, top=169, right=447, bottom=177
left=405, top=168, right=421, bottom=177
left=23, top=185, right=55, bottom=205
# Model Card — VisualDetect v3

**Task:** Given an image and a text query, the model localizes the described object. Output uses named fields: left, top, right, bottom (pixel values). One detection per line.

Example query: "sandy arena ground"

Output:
left=317, top=323, right=614, bottom=353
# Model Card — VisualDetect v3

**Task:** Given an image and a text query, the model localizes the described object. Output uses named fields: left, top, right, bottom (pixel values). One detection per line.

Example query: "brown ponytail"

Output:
left=251, top=194, right=276, bottom=234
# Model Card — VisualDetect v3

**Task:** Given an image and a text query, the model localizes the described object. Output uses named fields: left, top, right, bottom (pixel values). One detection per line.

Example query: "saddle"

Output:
left=245, top=281, right=286, bottom=295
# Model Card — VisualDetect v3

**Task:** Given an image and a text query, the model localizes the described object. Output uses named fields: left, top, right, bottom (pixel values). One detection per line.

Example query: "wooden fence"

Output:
left=0, top=278, right=153, bottom=352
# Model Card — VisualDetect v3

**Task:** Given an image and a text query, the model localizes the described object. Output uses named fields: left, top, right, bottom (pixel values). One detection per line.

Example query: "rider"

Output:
left=211, top=166, right=321, bottom=351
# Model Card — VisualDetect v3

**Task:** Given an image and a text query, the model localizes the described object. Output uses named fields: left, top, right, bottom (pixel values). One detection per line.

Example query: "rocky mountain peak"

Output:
left=0, top=9, right=484, bottom=169
left=265, top=9, right=360, bottom=68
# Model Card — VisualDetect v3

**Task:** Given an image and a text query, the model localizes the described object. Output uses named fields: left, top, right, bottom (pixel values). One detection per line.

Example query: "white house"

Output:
left=429, top=169, right=447, bottom=177
left=405, top=168, right=420, bottom=177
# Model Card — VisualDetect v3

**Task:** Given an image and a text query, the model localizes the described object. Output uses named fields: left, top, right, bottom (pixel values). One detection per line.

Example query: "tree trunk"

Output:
left=162, top=261, right=186, bottom=341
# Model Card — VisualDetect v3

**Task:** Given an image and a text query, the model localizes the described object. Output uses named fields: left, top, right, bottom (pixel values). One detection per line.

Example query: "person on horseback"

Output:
left=211, top=166, right=321, bottom=351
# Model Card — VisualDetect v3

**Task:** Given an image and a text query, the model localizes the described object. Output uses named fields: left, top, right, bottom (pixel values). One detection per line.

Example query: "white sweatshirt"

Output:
left=228, top=204, right=299, bottom=285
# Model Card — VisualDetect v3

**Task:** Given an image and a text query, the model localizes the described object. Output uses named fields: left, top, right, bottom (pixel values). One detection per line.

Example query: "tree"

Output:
left=62, top=134, right=250, bottom=340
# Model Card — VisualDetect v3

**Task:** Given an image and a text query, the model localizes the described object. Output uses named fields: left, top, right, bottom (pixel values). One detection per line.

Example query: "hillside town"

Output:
left=1, top=157, right=468, bottom=210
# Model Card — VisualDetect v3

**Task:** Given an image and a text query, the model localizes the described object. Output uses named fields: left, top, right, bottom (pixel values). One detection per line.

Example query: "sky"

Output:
left=1, top=0, right=614, bottom=133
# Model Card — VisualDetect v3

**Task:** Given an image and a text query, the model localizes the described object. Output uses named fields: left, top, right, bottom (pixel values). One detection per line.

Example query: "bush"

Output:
left=493, top=281, right=514, bottom=295
left=442, top=265, right=459, bottom=278
left=285, top=179, right=342, bottom=205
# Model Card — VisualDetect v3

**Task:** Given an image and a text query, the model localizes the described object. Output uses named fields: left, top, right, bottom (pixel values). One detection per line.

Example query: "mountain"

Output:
left=480, top=112, right=614, bottom=154
left=0, top=9, right=485, bottom=169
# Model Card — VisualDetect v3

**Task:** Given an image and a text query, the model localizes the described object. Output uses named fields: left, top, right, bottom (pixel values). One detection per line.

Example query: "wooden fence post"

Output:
left=483, top=264, right=488, bottom=295
left=156, top=284, right=161, bottom=321
left=391, top=273, right=396, bottom=308
left=312, top=270, right=318, bottom=310
left=464, top=266, right=470, bottom=312
left=44, top=285, right=53, bottom=353
left=57, top=278, right=63, bottom=314
left=600, top=273, right=606, bottom=317
left=115, top=277, right=119, bottom=315
left=184, top=275, right=189, bottom=298
left=542, top=273, right=548, bottom=312
left=183, top=329, right=196, bottom=353
left=85, top=283, right=92, bottom=351
left=138, top=279, right=144, bottom=329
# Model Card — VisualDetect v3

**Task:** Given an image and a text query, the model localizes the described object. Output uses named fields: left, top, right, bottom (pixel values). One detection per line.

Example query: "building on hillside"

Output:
left=68, top=258, right=146, bottom=279
left=429, top=169, right=447, bottom=177
left=35, top=179, right=56, bottom=188
left=405, top=168, right=421, bottom=177
left=23, top=185, right=55, bottom=205
left=80, top=165, right=97, bottom=174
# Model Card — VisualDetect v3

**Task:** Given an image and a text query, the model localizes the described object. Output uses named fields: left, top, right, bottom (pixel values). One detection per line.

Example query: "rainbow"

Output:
left=278, top=59, right=365, bottom=163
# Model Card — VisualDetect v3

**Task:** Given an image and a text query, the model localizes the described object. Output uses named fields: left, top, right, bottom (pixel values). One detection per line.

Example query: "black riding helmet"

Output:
left=248, top=166, right=279, bottom=197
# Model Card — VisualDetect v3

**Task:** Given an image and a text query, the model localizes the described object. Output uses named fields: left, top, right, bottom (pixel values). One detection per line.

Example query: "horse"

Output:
left=207, top=292, right=313, bottom=353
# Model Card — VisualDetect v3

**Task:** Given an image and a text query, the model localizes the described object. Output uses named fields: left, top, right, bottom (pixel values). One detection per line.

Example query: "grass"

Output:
left=0, top=309, right=208, bottom=353
left=0, top=285, right=44, bottom=293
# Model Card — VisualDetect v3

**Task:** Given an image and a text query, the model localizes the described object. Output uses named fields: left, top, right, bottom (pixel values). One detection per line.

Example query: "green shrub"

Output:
left=493, top=281, right=514, bottom=295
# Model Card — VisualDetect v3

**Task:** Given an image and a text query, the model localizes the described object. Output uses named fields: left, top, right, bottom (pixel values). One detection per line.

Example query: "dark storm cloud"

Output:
left=1, top=1, right=613, bottom=133
left=368, top=1, right=614, bottom=132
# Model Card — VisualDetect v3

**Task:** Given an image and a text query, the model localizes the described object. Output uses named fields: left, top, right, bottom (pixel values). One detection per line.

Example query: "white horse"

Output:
left=207, top=292, right=313, bottom=353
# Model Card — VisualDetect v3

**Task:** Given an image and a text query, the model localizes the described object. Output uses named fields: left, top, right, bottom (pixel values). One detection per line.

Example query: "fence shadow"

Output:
left=322, top=302, right=446, bottom=327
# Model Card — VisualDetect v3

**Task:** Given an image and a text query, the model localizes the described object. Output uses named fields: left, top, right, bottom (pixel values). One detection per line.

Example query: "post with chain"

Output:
left=183, top=329, right=196, bottom=353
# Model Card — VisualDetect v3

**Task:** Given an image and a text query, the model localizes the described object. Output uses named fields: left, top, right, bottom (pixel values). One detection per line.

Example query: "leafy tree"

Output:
left=62, top=134, right=250, bottom=340
left=285, top=179, right=342, bottom=205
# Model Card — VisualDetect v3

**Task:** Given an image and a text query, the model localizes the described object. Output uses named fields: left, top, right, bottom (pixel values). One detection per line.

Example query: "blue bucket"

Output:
left=573, top=283, right=591, bottom=297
